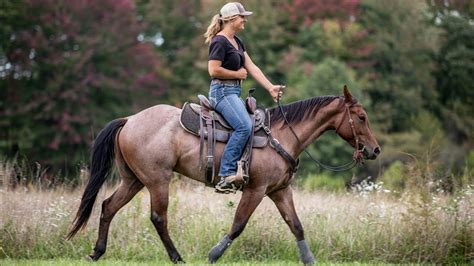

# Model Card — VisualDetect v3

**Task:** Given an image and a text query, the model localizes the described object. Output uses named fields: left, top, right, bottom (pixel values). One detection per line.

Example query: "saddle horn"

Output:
left=246, top=88, right=257, bottom=114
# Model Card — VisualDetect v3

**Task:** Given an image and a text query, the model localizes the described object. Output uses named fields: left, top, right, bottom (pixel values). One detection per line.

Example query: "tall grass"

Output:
left=1, top=151, right=473, bottom=264
left=1, top=177, right=472, bottom=264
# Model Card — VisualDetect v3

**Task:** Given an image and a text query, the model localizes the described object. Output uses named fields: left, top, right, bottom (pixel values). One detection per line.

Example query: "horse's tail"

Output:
left=66, top=118, right=127, bottom=239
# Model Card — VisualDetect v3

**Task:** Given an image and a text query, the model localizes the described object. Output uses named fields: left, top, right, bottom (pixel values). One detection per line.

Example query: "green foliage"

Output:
left=358, top=0, right=439, bottom=132
left=379, top=160, right=405, bottom=191
left=286, top=58, right=362, bottom=182
left=0, top=0, right=163, bottom=179
left=237, top=0, right=293, bottom=104
left=412, top=111, right=447, bottom=147
left=0, top=0, right=472, bottom=187
left=299, top=172, right=347, bottom=192
left=286, top=57, right=362, bottom=104
left=467, top=150, right=474, bottom=171
left=137, top=0, right=209, bottom=104
left=434, top=13, right=474, bottom=143
left=295, top=23, right=325, bottom=63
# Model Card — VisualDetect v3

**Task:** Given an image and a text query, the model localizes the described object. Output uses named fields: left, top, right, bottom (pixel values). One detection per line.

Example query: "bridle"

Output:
left=334, top=102, right=365, bottom=164
left=276, top=90, right=364, bottom=172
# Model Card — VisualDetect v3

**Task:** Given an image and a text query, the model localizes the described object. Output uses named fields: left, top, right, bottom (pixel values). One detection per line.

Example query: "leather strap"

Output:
left=199, top=110, right=205, bottom=169
left=269, top=134, right=299, bottom=174
left=200, top=108, right=216, bottom=186
left=238, top=91, right=258, bottom=184
left=262, top=121, right=299, bottom=175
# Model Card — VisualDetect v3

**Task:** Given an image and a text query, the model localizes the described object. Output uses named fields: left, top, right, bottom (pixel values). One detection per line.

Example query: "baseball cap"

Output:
left=220, top=2, right=253, bottom=18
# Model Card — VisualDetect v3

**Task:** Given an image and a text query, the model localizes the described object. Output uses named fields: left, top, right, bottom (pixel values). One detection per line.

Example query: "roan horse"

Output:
left=67, top=86, right=380, bottom=264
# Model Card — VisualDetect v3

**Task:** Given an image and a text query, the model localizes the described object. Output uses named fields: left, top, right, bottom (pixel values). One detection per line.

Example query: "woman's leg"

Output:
left=214, top=92, right=252, bottom=177
left=209, top=85, right=252, bottom=192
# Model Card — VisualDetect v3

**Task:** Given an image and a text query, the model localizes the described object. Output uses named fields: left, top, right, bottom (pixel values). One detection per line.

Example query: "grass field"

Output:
left=1, top=178, right=473, bottom=264
left=0, top=259, right=386, bottom=265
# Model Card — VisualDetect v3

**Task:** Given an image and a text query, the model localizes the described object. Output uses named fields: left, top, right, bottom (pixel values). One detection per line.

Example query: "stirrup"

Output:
left=236, top=161, right=249, bottom=184
left=215, top=177, right=241, bottom=194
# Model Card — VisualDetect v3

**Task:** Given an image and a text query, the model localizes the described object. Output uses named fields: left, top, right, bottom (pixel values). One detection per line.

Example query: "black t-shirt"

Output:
left=208, top=35, right=246, bottom=73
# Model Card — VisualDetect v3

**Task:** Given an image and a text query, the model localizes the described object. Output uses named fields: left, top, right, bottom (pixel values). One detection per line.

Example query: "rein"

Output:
left=276, top=90, right=363, bottom=172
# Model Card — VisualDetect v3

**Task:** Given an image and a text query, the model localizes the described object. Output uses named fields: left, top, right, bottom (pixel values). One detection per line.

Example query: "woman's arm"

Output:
left=208, top=60, right=247, bottom=80
left=244, top=52, right=282, bottom=101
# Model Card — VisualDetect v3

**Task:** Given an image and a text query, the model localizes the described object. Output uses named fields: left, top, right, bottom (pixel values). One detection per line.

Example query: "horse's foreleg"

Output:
left=268, top=186, right=315, bottom=265
left=89, top=178, right=144, bottom=261
left=149, top=183, right=184, bottom=263
left=208, top=188, right=265, bottom=263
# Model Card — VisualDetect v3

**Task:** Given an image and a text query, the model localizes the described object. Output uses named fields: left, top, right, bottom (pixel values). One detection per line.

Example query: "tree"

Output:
left=0, top=0, right=163, bottom=179
left=285, top=58, right=362, bottom=178
left=429, top=1, right=474, bottom=144
left=284, top=0, right=360, bottom=27
left=358, top=0, right=439, bottom=132
left=136, top=0, right=209, bottom=105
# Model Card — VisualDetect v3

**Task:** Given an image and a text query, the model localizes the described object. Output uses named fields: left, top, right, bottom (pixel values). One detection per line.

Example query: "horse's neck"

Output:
left=273, top=102, right=341, bottom=157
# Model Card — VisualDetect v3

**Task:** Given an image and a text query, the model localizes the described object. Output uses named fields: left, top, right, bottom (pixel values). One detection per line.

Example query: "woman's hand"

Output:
left=236, top=68, right=248, bottom=80
left=269, top=85, right=284, bottom=102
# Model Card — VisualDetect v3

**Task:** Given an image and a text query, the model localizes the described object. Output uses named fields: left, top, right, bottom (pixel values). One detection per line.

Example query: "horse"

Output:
left=67, top=86, right=380, bottom=264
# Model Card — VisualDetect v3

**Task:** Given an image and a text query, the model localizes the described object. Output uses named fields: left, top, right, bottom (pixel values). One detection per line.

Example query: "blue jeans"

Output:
left=209, top=83, right=252, bottom=177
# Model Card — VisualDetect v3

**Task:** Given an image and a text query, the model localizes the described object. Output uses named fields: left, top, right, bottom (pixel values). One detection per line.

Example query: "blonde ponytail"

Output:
left=204, top=14, right=222, bottom=44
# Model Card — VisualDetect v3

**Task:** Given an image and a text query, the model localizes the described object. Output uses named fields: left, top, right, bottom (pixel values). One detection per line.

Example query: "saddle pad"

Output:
left=179, top=102, right=269, bottom=148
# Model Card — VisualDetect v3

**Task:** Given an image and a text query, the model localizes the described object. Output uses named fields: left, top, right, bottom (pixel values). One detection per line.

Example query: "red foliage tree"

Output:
left=284, top=0, right=360, bottom=26
left=0, top=0, right=164, bottom=178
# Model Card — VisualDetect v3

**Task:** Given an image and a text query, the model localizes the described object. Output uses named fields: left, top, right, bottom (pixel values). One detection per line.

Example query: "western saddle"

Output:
left=179, top=89, right=299, bottom=188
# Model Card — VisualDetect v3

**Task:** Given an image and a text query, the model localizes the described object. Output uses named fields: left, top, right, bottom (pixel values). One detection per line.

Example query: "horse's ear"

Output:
left=343, top=85, right=352, bottom=103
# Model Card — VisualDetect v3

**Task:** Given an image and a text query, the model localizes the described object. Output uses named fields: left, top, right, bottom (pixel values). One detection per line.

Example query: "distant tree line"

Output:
left=1, top=0, right=472, bottom=186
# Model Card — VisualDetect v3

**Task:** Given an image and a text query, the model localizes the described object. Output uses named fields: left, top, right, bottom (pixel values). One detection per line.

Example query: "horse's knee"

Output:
left=151, top=211, right=167, bottom=234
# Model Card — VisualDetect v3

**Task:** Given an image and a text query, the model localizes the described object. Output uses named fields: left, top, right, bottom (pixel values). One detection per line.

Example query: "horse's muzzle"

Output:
left=363, top=146, right=380, bottom=160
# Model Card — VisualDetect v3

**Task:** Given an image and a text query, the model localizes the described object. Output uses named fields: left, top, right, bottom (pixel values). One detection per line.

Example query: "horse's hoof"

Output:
left=84, top=255, right=94, bottom=262
left=173, top=257, right=186, bottom=264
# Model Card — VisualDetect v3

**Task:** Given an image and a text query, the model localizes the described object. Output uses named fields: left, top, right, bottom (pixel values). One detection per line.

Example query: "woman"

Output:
left=204, top=2, right=283, bottom=193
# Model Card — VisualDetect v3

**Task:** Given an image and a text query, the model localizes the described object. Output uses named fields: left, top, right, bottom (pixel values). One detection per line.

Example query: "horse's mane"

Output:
left=268, top=96, right=358, bottom=126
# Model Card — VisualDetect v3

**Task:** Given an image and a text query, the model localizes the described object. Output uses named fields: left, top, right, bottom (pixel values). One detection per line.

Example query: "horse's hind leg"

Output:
left=89, top=175, right=144, bottom=261
left=148, top=180, right=184, bottom=263
left=268, top=186, right=315, bottom=265
left=208, top=187, right=266, bottom=263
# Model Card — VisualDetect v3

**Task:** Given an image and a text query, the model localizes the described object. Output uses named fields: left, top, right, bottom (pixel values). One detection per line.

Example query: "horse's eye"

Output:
left=358, top=116, right=366, bottom=122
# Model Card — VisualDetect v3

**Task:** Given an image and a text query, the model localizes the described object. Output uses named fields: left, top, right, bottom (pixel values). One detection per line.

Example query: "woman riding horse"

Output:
left=204, top=2, right=283, bottom=193
left=67, top=83, right=380, bottom=264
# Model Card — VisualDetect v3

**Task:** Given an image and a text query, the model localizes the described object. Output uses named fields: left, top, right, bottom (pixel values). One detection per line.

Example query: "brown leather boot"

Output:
left=215, top=161, right=246, bottom=194
left=215, top=173, right=245, bottom=194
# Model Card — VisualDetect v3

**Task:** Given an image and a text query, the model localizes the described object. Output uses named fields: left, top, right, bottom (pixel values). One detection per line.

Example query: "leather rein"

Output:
left=275, top=89, right=364, bottom=172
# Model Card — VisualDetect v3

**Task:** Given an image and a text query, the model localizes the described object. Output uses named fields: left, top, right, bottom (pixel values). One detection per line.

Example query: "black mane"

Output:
left=268, top=96, right=356, bottom=126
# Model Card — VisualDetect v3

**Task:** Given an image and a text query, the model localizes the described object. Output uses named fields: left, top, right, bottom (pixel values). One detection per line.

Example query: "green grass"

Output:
left=0, top=259, right=404, bottom=265
left=1, top=180, right=472, bottom=264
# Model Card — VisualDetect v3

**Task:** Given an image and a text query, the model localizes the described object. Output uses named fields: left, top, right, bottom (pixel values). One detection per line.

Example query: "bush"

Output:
left=379, top=160, right=405, bottom=191
left=299, top=172, right=347, bottom=192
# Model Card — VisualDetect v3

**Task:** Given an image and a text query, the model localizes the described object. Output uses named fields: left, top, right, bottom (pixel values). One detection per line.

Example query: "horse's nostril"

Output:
left=374, top=147, right=381, bottom=155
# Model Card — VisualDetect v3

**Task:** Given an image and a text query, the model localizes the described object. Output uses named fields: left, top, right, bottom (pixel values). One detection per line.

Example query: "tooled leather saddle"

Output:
left=179, top=89, right=270, bottom=186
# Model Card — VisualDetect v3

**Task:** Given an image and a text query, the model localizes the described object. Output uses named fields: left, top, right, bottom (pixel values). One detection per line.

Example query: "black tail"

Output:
left=67, top=118, right=127, bottom=239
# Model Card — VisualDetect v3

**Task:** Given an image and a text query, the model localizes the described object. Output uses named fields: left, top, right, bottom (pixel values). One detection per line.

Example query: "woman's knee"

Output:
left=236, top=118, right=252, bottom=136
